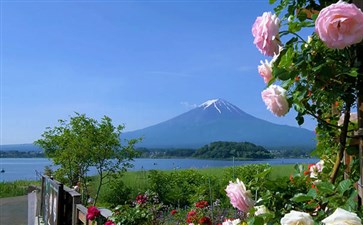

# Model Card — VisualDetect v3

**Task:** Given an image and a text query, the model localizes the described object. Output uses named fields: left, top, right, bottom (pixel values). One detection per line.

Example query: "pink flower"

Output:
left=252, top=12, right=281, bottom=56
left=225, top=178, right=254, bottom=212
left=261, top=85, right=289, bottom=117
left=104, top=220, right=116, bottom=225
left=315, top=0, right=363, bottom=49
left=86, top=206, right=100, bottom=221
left=258, top=59, right=273, bottom=83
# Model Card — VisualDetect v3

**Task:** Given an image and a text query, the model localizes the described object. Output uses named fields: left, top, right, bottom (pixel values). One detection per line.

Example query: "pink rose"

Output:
left=225, top=178, right=254, bottom=212
left=252, top=12, right=281, bottom=56
left=86, top=206, right=100, bottom=221
left=261, top=85, right=289, bottom=117
left=258, top=59, right=273, bottom=83
left=315, top=0, right=363, bottom=49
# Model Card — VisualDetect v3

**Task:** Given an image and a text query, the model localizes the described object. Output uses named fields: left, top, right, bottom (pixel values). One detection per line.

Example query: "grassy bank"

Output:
left=119, top=164, right=296, bottom=189
left=0, top=180, right=41, bottom=198
left=0, top=164, right=299, bottom=199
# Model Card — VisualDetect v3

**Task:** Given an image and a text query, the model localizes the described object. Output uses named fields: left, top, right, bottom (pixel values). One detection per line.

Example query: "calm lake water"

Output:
left=0, top=158, right=319, bottom=182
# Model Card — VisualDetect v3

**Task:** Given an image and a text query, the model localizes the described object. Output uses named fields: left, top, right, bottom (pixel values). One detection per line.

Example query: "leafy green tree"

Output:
left=35, top=113, right=140, bottom=204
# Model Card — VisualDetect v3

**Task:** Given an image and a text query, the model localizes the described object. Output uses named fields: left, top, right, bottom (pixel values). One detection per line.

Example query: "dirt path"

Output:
left=0, top=195, right=28, bottom=225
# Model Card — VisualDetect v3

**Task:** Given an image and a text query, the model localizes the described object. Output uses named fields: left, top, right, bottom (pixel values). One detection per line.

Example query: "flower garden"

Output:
left=50, top=0, right=363, bottom=224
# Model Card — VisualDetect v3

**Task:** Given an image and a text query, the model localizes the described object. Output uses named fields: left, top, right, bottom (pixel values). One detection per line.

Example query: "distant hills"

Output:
left=123, top=99, right=316, bottom=150
left=1, top=98, right=316, bottom=152
left=0, top=144, right=42, bottom=152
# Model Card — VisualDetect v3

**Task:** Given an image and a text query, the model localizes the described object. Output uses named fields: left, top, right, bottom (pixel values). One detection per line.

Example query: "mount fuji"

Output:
left=123, top=99, right=316, bottom=149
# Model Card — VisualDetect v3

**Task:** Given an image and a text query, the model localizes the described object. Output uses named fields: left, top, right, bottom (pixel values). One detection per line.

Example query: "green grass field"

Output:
left=0, top=164, right=300, bottom=199
left=0, top=180, right=41, bottom=198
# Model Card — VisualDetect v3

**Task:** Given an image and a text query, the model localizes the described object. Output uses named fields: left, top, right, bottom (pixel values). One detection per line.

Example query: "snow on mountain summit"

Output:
left=199, top=98, right=242, bottom=114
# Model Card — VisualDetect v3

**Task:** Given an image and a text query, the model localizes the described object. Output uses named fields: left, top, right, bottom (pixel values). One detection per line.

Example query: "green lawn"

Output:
left=0, top=164, right=300, bottom=199
left=0, top=180, right=41, bottom=198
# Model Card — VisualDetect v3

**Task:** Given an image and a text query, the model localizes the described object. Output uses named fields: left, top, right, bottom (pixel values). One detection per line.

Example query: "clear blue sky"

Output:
left=1, top=0, right=316, bottom=145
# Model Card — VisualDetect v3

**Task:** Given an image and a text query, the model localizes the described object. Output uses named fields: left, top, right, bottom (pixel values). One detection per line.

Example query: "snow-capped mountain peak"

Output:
left=199, top=98, right=242, bottom=114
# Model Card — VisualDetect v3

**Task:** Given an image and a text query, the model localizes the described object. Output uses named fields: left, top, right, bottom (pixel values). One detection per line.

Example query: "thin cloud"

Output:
left=237, top=66, right=255, bottom=72
left=180, top=101, right=197, bottom=109
left=148, top=71, right=193, bottom=78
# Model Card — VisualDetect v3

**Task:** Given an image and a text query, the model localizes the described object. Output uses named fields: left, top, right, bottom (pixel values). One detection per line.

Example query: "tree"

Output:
left=35, top=113, right=140, bottom=205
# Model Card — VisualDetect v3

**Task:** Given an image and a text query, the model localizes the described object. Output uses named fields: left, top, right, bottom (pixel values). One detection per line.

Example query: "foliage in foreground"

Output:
left=89, top=161, right=362, bottom=225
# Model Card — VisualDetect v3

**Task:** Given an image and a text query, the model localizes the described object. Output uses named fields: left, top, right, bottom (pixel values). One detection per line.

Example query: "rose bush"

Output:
left=251, top=0, right=363, bottom=224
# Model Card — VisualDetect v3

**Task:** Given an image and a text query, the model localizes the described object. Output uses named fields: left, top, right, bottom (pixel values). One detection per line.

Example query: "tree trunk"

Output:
left=330, top=105, right=351, bottom=183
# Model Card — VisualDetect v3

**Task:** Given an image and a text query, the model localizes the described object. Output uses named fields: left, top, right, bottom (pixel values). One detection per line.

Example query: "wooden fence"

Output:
left=38, top=175, right=111, bottom=225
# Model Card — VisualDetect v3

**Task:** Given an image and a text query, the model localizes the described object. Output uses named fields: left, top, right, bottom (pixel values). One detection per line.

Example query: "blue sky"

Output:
left=1, top=0, right=316, bottom=145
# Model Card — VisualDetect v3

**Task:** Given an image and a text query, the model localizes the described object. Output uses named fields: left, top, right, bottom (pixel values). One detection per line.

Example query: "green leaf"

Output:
left=348, top=68, right=358, bottom=77
left=248, top=216, right=264, bottom=225
left=279, top=47, right=294, bottom=68
left=294, top=163, right=304, bottom=174
left=307, top=188, right=317, bottom=198
left=269, top=0, right=277, bottom=4
left=291, top=193, right=313, bottom=202
left=316, top=182, right=335, bottom=194
left=297, top=10, right=307, bottom=22
left=295, top=114, right=304, bottom=126
left=255, top=168, right=272, bottom=178
left=311, top=13, right=318, bottom=21
left=337, top=179, right=352, bottom=194
left=273, top=67, right=291, bottom=81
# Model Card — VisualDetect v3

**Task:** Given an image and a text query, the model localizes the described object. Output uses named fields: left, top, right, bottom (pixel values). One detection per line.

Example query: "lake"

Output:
left=0, top=157, right=319, bottom=182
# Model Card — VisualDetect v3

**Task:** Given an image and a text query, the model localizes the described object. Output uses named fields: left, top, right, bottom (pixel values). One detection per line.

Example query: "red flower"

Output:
left=187, top=210, right=196, bottom=217
left=308, top=164, right=315, bottom=170
left=289, top=174, right=294, bottom=183
left=195, top=200, right=208, bottom=208
left=186, top=210, right=197, bottom=223
left=198, top=216, right=212, bottom=225
left=86, top=206, right=100, bottom=221
left=304, top=170, right=310, bottom=176
left=170, top=209, right=177, bottom=215
left=135, top=194, right=147, bottom=204
left=104, top=220, right=115, bottom=225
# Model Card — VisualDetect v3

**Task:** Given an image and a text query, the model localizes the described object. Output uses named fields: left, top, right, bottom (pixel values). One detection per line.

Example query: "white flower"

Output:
left=254, top=205, right=270, bottom=215
left=281, top=211, right=314, bottom=225
left=316, top=160, right=324, bottom=172
left=322, top=208, right=361, bottom=225
left=222, top=219, right=241, bottom=225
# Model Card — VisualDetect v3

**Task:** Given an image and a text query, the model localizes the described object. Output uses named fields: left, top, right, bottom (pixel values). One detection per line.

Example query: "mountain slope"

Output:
left=123, top=99, right=316, bottom=149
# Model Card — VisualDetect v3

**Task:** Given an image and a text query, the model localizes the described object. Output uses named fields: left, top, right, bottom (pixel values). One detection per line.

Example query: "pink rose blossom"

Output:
left=315, top=0, right=363, bottom=49
left=252, top=12, right=281, bottom=56
left=225, top=178, right=254, bottom=212
left=261, top=85, right=289, bottom=117
left=258, top=59, right=273, bottom=83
